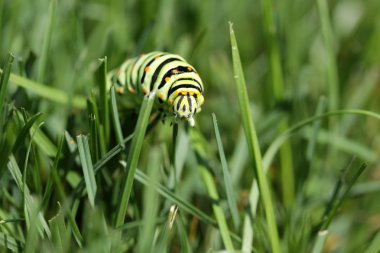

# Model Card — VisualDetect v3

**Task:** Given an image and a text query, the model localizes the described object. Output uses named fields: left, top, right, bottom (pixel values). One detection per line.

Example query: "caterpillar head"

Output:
left=173, top=94, right=203, bottom=127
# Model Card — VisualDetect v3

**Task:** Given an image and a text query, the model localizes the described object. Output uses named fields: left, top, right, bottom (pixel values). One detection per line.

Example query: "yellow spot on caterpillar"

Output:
left=187, top=67, right=192, bottom=71
left=168, top=100, right=173, bottom=105
left=145, top=66, right=150, bottom=73
left=172, top=69, right=179, bottom=74
left=159, top=93, right=164, bottom=100
left=117, top=87, right=124, bottom=94
left=181, top=91, right=187, bottom=96
left=189, top=91, right=194, bottom=96
left=143, top=88, right=148, bottom=94
left=155, top=56, right=160, bottom=60
left=128, top=87, right=135, bottom=94
left=174, top=91, right=179, bottom=96
left=165, top=77, right=170, bottom=82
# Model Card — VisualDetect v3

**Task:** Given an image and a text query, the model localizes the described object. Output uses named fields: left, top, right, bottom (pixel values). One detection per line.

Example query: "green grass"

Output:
left=1, top=0, right=380, bottom=252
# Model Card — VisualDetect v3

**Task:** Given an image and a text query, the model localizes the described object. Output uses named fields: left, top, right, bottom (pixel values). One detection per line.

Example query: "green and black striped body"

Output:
left=108, top=51, right=204, bottom=126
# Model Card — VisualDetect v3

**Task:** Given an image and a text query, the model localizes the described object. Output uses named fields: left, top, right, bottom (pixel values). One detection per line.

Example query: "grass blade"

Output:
left=364, top=229, right=380, bottom=253
left=95, top=57, right=110, bottom=147
left=230, top=22, right=281, bottom=253
left=1, top=72, right=87, bottom=109
left=110, top=85, right=124, bottom=148
left=0, top=231, right=23, bottom=252
left=0, top=53, right=14, bottom=126
left=212, top=113, right=240, bottom=229
left=136, top=148, right=161, bottom=253
left=317, top=0, right=339, bottom=112
left=36, top=0, right=56, bottom=83
left=260, top=0, right=295, bottom=208
left=77, top=134, right=97, bottom=208
left=190, top=128, right=235, bottom=251
left=115, top=93, right=155, bottom=227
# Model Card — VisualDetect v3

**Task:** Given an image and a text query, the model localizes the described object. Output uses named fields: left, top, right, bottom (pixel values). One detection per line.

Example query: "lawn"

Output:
left=1, top=0, right=380, bottom=252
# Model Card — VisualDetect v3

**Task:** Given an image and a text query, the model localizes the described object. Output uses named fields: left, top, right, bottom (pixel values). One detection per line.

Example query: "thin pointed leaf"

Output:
left=77, top=135, right=97, bottom=208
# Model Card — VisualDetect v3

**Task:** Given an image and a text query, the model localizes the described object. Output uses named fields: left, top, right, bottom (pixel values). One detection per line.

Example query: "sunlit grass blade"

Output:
left=115, top=94, right=155, bottom=227
left=29, top=121, right=58, bottom=157
left=229, top=22, right=281, bottom=253
left=76, top=134, right=97, bottom=208
left=95, top=57, right=110, bottom=147
left=0, top=72, right=87, bottom=109
left=36, top=0, right=56, bottom=83
left=212, top=113, right=240, bottom=229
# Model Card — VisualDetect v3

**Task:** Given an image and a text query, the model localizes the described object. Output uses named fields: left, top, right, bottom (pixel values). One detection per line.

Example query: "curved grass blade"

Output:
left=263, top=110, right=380, bottom=171
left=77, top=135, right=97, bottom=208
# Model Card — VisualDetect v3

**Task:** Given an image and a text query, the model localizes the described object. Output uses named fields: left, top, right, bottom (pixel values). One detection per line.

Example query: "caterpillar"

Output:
left=107, top=51, right=204, bottom=127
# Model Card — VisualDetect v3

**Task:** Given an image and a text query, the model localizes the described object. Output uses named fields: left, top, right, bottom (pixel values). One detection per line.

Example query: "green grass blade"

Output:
left=259, top=0, right=295, bottom=208
left=11, top=113, right=43, bottom=154
left=42, top=134, right=66, bottom=208
left=0, top=53, right=14, bottom=132
left=311, top=230, right=328, bottom=253
left=306, top=96, right=326, bottom=161
left=198, top=163, right=235, bottom=251
left=2, top=72, right=87, bottom=109
left=212, top=113, right=240, bottom=229
left=134, top=169, right=217, bottom=226
left=7, top=155, right=51, bottom=239
left=36, top=0, right=56, bottom=83
left=76, top=134, right=97, bottom=208
left=364, top=229, right=380, bottom=253
left=115, top=93, right=155, bottom=227
left=317, top=0, right=339, bottom=112
left=320, top=162, right=367, bottom=230
left=30, top=122, right=57, bottom=157
left=95, top=57, right=110, bottom=146
left=136, top=148, right=160, bottom=253
left=49, top=202, right=70, bottom=253
left=0, top=231, right=23, bottom=252
left=263, top=110, right=380, bottom=171
left=229, top=22, right=281, bottom=253
left=110, top=86, right=124, bottom=148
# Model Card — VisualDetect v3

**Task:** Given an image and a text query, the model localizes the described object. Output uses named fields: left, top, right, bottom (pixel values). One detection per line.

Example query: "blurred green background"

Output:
left=1, top=0, right=380, bottom=252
